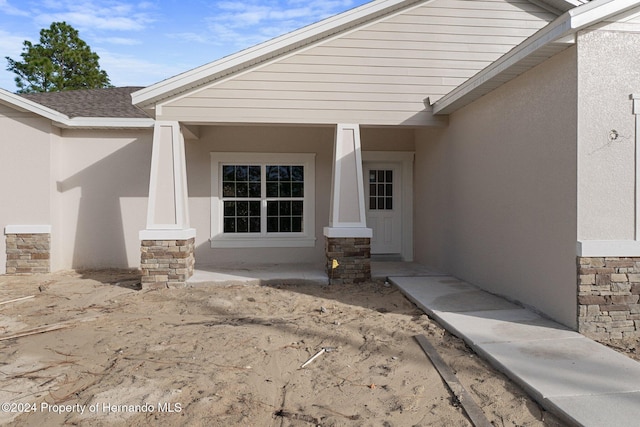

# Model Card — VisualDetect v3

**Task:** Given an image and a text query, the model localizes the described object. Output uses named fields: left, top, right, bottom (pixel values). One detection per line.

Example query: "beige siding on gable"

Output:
left=159, top=0, right=555, bottom=126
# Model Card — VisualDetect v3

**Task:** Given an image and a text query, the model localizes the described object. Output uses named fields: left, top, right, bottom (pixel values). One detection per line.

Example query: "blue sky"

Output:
left=0, top=0, right=370, bottom=92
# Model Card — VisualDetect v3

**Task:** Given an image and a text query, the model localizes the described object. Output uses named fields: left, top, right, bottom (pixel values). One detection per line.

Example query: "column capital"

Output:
left=323, top=227, right=372, bottom=238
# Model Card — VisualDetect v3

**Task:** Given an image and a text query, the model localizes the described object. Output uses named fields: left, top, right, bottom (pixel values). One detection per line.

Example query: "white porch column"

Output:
left=139, top=121, right=195, bottom=288
left=324, top=124, right=372, bottom=284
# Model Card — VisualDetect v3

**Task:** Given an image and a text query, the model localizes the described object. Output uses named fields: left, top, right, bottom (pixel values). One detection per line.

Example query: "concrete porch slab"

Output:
left=188, top=263, right=328, bottom=285
left=187, top=261, right=440, bottom=286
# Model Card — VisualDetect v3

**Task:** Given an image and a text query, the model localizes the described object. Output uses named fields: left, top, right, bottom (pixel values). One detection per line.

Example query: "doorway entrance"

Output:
left=365, top=163, right=402, bottom=255
left=362, top=152, right=414, bottom=261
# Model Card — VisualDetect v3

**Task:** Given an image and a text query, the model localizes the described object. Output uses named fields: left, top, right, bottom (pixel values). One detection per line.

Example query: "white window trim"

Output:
left=210, top=152, right=316, bottom=248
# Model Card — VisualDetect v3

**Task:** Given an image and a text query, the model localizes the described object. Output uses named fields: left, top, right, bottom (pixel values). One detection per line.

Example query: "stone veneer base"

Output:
left=578, top=256, right=640, bottom=340
left=325, top=237, right=371, bottom=285
left=5, top=233, right=50, bottom=274
left=141, top=238, right=195, bottom=289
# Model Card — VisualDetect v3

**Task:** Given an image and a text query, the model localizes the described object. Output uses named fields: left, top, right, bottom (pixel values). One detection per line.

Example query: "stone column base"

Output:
left=5, top=226, right=51, bottom=274
left=325, top=237, right=371, bottom=284
left=141, top=238, right=195, bottom=289
left=578, top=256, right=640, bottom=340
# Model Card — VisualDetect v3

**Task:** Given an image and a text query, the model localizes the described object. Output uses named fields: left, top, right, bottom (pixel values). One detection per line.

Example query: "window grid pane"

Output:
left=267, top=201, right=303, bottom=233
left=265, top=165, right=304, bottom=233
left=222, top=165, right=261, bottom=198
left=368, top=169, right=393, bottom=211
left=266, top=165, right=304, bottom=198
left=223, top=164, right=305, bottom=234
left=222, top=165, right=262, bottom=233
left=223, top=200, right=261, bottom=233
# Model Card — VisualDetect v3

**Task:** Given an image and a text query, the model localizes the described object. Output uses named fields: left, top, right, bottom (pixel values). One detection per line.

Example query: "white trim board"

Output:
left=577, top=240, right=640, bottom=257
left=323, top=227, right=373, bottom=238
left=4, top=225, right=51, bottom=234
left=139, top=228, right=196, bottom=240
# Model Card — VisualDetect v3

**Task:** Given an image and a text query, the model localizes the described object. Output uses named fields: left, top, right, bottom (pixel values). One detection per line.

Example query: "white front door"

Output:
left=364, top=162, right=402, bottom=255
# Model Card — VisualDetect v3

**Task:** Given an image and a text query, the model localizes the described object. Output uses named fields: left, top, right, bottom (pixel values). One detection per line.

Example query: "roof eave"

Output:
left=0, top=88, right=70, bottom=123
left=57, top=117, right=155, bottom=129
left=131, top=0, right=425, bottom=109
left=432, top=0, right=640, bottom=115
left=0, top=88, right=154, bottom=129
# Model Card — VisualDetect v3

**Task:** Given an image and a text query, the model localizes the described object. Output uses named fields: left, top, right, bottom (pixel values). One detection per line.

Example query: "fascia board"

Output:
left=0, top=87, right=70, bottom=123
left=131, top=0, right=424, bottom=109
left=433, top=0, right=640, bottom=115
left=61, top=117, right=155, bottom=129
left=536, top=0, right=587, bottom=13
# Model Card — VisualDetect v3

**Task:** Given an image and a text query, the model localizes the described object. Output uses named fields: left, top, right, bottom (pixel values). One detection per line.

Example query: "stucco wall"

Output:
left=0, top=107, right=53, bottom=274
left=577, top=30, right=640, bottom=240
left=415, top=46, right=578, bottom=327
left=185, top=125, right=414, bottom=266
left=55, top=129, right=151, bottom=270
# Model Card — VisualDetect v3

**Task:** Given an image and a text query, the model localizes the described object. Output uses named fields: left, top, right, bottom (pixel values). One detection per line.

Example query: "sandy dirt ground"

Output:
left=0, top=270, right=576, bottom=426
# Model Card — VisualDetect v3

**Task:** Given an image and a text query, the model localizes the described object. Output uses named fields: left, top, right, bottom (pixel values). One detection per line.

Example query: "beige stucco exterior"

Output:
left=415, top=46, right=578, bottom=327
left=0, top=107, right=56, bottom=273
left=0, top=97, right=152, bottom=273
left=55, top=129, right=151, bottom=269
left=577, top=30, right=640, bottom=240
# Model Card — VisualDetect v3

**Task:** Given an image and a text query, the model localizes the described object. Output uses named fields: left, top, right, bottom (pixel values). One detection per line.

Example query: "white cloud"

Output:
left=199, top=0, right=358, bottom=49
left=0, top=0, right=29, bottom=16
left=32, top=1, right=155, bottom=32
left=169, top=32, right=211, bottom=44
left=0, top=30, right=32, bottom=91
left=103, top=37, right=142, bottom=45
left=0, top=29, right=29, bottom=57
left=95, top=49, right=186, bottom=87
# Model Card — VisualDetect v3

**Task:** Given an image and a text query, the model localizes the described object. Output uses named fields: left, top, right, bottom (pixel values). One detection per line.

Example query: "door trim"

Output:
left=362, top=151, right=414, bottom=262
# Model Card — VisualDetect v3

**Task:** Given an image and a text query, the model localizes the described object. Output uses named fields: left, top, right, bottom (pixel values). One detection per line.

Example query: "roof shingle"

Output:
left=20, top=87, right=148, bottom=119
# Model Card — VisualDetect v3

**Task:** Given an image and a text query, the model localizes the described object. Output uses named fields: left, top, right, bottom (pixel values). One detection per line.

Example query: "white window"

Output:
left=210, top=153, right=316, bottom=248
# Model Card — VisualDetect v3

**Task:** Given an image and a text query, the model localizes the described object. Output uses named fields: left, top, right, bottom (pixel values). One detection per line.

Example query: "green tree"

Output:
left=6, top=22, right=112, bottom=93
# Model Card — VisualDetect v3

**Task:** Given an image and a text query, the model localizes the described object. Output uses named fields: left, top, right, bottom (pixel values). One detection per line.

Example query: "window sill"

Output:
left=210, top=236, right=316, bottom=248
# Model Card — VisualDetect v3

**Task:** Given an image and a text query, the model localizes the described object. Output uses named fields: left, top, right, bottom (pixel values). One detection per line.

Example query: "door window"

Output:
left=369, top=169, right=393, bottom=210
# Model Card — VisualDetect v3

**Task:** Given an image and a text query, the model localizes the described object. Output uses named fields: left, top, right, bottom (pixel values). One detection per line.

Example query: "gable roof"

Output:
left=132, top=0, right=579, bottom=112
left=0, top=0, right=589, bottom=124
left=20, top=87, right=148, bottom=119
left=0, top=87, right=153, bottom=128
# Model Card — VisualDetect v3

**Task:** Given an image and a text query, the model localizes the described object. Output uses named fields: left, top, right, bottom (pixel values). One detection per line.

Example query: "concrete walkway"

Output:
left=390, top=275, right=640, bottom=427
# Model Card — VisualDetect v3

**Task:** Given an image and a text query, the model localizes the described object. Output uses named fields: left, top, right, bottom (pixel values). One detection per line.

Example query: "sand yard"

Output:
left=0, top=270, right=575, bottom=426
